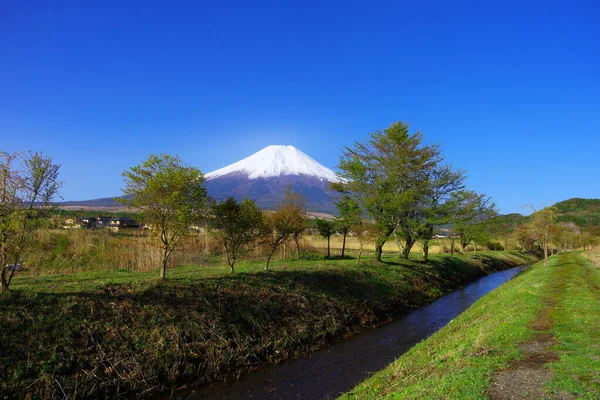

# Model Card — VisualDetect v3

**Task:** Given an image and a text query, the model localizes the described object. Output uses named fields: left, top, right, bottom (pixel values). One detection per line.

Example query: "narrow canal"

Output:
left=181, top=266, right=524, bottom=399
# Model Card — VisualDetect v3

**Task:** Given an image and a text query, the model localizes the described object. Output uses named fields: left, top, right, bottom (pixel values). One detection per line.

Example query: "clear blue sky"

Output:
left=1, top=1, right=598, bottom=213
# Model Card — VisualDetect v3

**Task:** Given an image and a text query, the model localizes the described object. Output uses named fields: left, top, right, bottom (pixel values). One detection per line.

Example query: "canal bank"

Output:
left=0, top=251, right=538, bottom=399
left=183, top=267, right=524, bottom=399
left=340, top=252, right=600, bottom=399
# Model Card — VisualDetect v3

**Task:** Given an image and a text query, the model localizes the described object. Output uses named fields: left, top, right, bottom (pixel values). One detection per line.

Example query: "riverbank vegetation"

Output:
left=340, top=251, right=600, bottom=399
left=0, top=251, right=537, bottom=398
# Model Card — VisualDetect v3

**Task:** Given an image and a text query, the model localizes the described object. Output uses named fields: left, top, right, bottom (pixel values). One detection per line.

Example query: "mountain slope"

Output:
left=205, top=145, right=339, bottom=181
left=204, top=145, right=340, bottom=213
left=60, top=145, right=341, bottom=214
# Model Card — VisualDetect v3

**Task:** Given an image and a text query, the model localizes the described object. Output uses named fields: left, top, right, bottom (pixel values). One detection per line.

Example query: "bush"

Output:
left=486, top=241, right=505, bottom=251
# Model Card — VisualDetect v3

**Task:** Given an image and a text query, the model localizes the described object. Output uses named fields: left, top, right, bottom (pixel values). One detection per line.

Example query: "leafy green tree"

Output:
left=212, top=197, right=263, bottom=273
left=0, top=151, right=61, bottom=292
left=334, top=121, right=446, bottom=261
left=315, top=218, right=336, bottom=258
left=120, top=154, right=207, bottom=280
left=416, top=164, right=466, bottom=260
left=452, top=190, right=497, bottom=253
left=334, top=195, right=361, bottom=258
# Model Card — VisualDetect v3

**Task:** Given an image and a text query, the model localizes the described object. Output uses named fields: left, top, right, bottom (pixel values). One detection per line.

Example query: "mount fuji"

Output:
left=59, top=145, right=341, bottom=214
left=204, top=145, right=340, bottom=213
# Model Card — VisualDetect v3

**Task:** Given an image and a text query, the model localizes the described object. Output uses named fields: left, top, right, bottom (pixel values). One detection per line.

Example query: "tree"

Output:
left=262, top=190, right=305, bottom=271
left=212, top=197, right=263, bottom=273
left=334, top=121, right=448, bottom=261
left=351, top=220, right=376, bottom=265
left=315, top=218, right=336, bottom=258
left=120, top=154, right=207, bottom=280
left=415, top=164, right=465, bottom=260
left=1, top=151, right=61, bottom=292
left=284, top=188, right=308, bottom=259
left=513, top=223, right=537, bottom=251
left=527, top=205, right=557, bottom=267
left=334, top=195, right=361, bottom=258
left=452, top=190, right=497, bottom=253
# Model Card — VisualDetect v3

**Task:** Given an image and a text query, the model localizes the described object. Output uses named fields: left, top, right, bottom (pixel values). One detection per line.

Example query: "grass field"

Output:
left=0, top=251, right=536, bottom=399
left=340, top=251, right=600, bottom=399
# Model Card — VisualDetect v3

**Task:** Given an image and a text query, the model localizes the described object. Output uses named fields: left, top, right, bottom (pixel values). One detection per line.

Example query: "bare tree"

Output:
left=526, top=205, right=557, bottom=267
left=0, top=151, right=61, bottom=292
left=262, top=189, right=305, bottom=271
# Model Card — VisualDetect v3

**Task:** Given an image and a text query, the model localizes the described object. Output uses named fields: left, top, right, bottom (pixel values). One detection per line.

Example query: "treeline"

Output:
left=113, top=122, right=503, bottom=280
left=3, top=121, right=549, bottom=287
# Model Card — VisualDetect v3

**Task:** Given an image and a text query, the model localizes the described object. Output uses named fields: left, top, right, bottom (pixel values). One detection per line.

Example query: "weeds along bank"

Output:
left=0, top=251, right=536, bottom=399
left=340, top=251, right=600, bottom=399
left=15, top=229, right=505, bottom=276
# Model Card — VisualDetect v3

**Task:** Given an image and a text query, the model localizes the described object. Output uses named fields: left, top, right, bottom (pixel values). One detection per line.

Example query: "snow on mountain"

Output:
left=205, top=145, right=340, bottom=182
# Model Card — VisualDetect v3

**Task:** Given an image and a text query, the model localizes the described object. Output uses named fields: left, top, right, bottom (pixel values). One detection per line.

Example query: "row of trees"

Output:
left=120, top=121, right=502, bottom=279
left=119, top=154, right=311, bottom=278
left=332, top=121, right=497, bottom=262
left=0, top=121, right=502, bottom=286
left=512, top=205, right=597, bottom=266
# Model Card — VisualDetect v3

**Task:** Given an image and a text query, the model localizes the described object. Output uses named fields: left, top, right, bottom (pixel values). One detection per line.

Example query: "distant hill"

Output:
left=553, top=198, right=600, bottom=227
left=489, top=198, right=600, bottom=237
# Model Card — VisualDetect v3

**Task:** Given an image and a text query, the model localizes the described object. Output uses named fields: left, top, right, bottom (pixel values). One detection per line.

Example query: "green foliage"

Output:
left=1, top=252, right=537, bottom=398
left=0, top=151, right=61, bottom=292
left=212, top=197, right=263, bottom=272
left=342, top=252, right=599, bottom=400
left=334, top=121, right=462, bottom=261
left=315, top=218, right=336, bottom=258
left=119, top=154, right=208, bottom=279
left=452, top=190, right=497, bottom=251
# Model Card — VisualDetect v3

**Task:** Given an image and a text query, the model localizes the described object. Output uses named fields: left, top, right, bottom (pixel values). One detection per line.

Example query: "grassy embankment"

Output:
left=0, top=251, right=536, bottom=399
left=341, top=251, right=600, bottom=399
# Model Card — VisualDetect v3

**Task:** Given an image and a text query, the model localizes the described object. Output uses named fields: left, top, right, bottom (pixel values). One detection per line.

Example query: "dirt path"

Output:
left=487, top=264, right=566, bottom=400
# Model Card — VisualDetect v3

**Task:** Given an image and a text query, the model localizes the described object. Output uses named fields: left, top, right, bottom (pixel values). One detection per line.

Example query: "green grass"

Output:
left=545, top=253, right=600, bottom=397
left=0, top=251, right=536, bottom=399
left=339, top=252, right=600, bottom=399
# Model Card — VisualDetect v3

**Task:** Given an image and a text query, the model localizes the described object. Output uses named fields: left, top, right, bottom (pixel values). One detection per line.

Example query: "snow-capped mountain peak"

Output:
left=205, top=145, right=339, bottom=182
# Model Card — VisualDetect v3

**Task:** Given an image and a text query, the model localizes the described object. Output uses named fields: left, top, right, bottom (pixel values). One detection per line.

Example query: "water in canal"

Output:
left=182, top=266, right=524, bottom=399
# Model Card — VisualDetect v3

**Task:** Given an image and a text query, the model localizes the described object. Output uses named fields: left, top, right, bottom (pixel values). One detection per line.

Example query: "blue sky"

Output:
left=1, top=1, right=598, bottom=213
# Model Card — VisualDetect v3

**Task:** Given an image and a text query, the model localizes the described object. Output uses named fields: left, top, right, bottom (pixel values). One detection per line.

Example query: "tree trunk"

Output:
left=401, top=238, right=415, bottom=260
left=341, top=230, right=347, bottom=259
left=160, top=246, right=169, bottom=280
left=374, top=242, right=384, bottom=262
left=401, top=245, right=411, bottom=259
left=544, top=239, right=548, bottom=267
left=0, top=271, right=7, bottom=293
left=294, top=237, right=300, bottom=259
left=0, top=243, right=7, bottom=293
left=423, top=239, right=430, bottom=261
left=229, top=263, right=235, bottom=274
left=450, top=236, right=455, bottom=255
left=356, top=245, right=363, bottom=265
left=326, top=236, right=331, bottom=258
left=265, top=247, right=276, bottom=271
